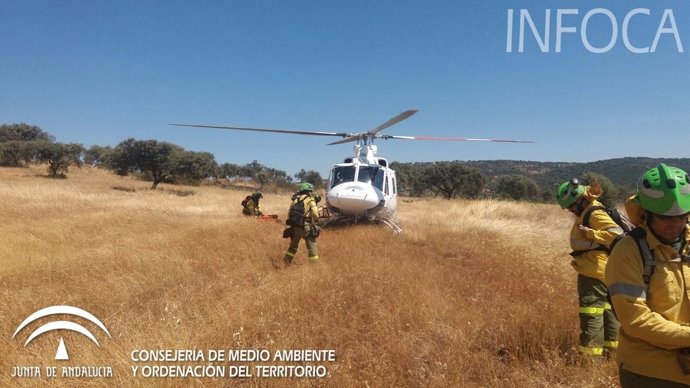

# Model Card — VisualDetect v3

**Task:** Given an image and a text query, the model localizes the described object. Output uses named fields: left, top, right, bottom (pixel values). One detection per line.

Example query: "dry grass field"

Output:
left=0, top=166, right=618, bottom=387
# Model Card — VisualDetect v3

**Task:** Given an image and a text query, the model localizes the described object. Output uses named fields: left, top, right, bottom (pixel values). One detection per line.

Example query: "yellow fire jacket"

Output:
left=243, top=198, right=262, bottom=216
left=605, top=224, right=690, bottom=384
left=569, top=200, right=623, bottom=281
left=293, top=194, right=319, bottom=224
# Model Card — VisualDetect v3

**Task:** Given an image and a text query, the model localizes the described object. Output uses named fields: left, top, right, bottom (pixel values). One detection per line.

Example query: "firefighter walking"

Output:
left=283, top=182, right=320, bottom=266
left=557, top=178, right=622, bottom=359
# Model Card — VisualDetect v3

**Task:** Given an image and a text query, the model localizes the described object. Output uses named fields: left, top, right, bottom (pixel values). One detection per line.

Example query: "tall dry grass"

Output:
left=0, top=166, right=618, bottom=387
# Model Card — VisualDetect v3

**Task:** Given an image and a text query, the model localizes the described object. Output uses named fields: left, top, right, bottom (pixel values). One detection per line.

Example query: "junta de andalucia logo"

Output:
left=10, top=305, right=114, bottom=379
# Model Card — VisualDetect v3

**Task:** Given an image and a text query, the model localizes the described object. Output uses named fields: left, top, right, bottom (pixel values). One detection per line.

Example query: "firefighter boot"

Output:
left=283, top=250, right=296, bottom=267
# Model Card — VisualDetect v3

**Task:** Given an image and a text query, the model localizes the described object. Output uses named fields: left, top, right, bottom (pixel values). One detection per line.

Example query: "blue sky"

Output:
left=1, top=1, right=689, bottom=177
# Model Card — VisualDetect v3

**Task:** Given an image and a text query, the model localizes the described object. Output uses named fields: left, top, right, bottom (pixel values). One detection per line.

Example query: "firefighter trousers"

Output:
left=577, top=274, right=619, bottom=357
left=283, top=225, right=319, bottom=265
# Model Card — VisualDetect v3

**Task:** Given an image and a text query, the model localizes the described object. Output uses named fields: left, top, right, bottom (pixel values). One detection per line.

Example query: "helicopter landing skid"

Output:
left=320, top=215, right=402, bottom=234
left=377, top=217, right=402, bottom=234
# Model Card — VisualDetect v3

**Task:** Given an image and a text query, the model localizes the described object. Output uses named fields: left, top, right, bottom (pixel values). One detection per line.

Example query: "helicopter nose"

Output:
left=327, top=185, right=379, bottom=214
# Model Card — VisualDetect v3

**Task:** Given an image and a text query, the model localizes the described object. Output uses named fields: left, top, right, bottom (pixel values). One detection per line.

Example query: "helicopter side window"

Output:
left=332, top=166, right=355, bottom=188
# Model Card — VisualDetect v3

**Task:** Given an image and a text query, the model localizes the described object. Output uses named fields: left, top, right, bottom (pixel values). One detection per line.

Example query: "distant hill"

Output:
left=463, top=157, right=690, bottom=194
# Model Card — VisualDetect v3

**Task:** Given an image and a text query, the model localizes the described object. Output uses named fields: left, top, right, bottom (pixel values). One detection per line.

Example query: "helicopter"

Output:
left=170, top=109, right=533, bottom=232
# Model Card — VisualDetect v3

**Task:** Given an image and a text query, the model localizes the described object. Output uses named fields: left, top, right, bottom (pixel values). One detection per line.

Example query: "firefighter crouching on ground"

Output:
left=605, top=163, right=690, bottom=387
left=283, top=182, right=320, bottom=266
left=557, top=178, right=622, bottom=358
left=242, top=192, right=263, bottom=217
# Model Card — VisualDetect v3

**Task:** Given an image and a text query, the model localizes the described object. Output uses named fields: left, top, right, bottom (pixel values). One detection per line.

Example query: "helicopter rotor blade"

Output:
left=381, top=134, right=535, bottom=143
left=169, top=123, right=349, bottom=138
left=367, top=109, right=418, bottom=135
left=170, top=110, right=535, bottom=145
left=327, top=137, right=360, bottom=146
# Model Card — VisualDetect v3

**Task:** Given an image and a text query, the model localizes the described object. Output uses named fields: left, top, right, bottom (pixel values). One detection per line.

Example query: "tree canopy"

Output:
left=0, top=124, right=84, bottom=177
left=83, top=145, right=113, bottom=167
left=295, top=169, right=324, bottom=189
left=0, top=123, right=58, bottom=167
left=110, top=138, right=216, bottom=189
left=393, top=161, right=485, bottom=199
left=33, top=141, right=85, bottom=177
left=0, top=123, right=55, bottom=143
left=495, top=175, right=540, bottom=201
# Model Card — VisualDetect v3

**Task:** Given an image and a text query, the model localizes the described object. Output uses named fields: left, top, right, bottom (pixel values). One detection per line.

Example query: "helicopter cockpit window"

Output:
left=331, top=166, right=356, bottom=187
left=356, top=166, right=385, bottom=190
left=357, top=166, right=378, bottom=183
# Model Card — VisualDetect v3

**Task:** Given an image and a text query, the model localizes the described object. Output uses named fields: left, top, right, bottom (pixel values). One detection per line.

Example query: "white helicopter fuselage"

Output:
left=325, top=145, right=397, bottom=220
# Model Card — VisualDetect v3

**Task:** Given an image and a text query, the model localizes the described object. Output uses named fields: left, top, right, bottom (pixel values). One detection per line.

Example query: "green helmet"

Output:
left=556, top=178, right=584, bottom=209
left=252, top=192, right=263, bottom=199
left=299, top=182, right=314, bottom=192
left=637, top=163, right=690, bottom=216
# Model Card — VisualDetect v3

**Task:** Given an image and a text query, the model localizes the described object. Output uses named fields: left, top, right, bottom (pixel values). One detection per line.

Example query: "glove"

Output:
left=310, top=225, right=321, bottom=238
left=578, top=224, right=593, bottom=239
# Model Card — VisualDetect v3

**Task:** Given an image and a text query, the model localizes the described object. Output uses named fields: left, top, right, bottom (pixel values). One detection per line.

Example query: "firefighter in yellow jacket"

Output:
left=605, top=163, right=690, bottom=386
left=242, top=192, right=263, bottom=217
left=557, top=178, right=622, bottom=358
left=283, top=182, right=320, bottom=266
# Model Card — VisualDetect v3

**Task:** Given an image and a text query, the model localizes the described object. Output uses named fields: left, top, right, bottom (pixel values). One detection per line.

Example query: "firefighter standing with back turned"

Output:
left=283, top=182, right=320, bottom=267
left=605, top=163, right=690, bottom=387
left=556, top=178, right=622, bottom=359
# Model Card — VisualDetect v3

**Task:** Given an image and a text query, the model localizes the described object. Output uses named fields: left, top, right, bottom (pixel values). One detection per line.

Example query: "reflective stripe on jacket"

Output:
left=569, top=200, right=623, bottom=280
left=604, top=224, right=690, bottom=385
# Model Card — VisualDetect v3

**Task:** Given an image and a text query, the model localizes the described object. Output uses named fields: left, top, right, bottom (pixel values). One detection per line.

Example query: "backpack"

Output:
left=286, top=197, right=307, bottom=227
left=241, top=196, right=252, bottom=207
left=571, top=205, right=635, bottom=256
left=607, top=227, right=656, bottom=319
left=582, top=205, right=635, bottom=234
left=609, top=227, right=656, bottom=285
